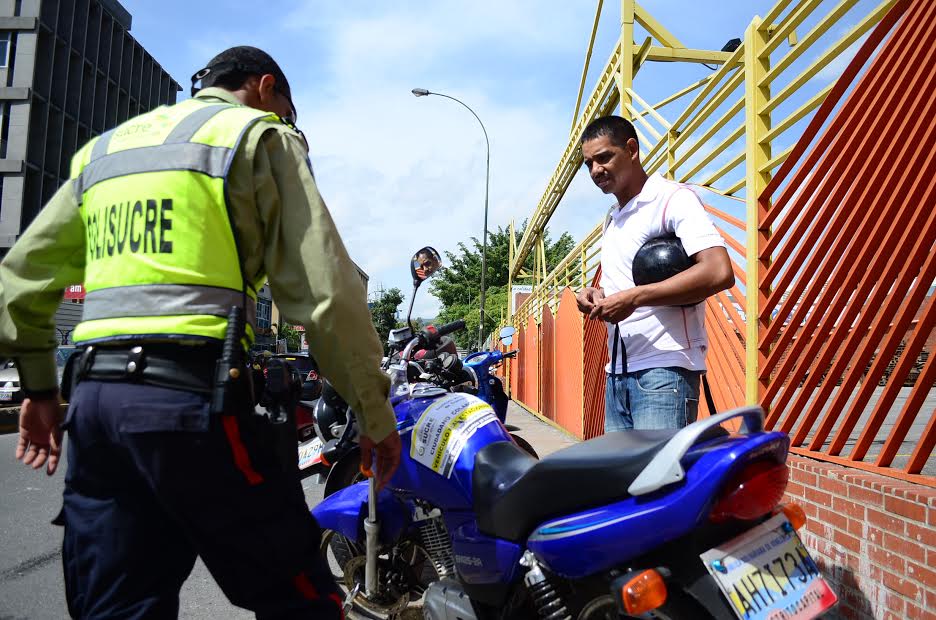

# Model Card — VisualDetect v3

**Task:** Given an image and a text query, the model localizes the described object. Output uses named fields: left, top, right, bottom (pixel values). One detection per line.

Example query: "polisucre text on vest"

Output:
left=86, top=199, right=173, bottom=262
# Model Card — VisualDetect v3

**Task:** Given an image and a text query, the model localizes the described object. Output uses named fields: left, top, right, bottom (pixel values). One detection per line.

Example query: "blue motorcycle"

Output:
left=312, top=321, right=837, bottom=619
left=311, top=248, right=535, bottom=495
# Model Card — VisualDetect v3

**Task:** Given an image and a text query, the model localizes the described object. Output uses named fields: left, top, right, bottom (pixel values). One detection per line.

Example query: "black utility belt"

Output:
left=65, top=343, right=222, bottom=397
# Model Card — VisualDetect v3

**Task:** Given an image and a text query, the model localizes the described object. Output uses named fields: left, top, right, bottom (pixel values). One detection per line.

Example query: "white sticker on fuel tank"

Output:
left=410, top=393, right=499, bottom=477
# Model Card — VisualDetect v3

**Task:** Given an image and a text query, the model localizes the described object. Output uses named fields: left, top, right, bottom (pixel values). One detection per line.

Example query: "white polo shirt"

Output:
left=600, top=173, right=725, bottom=374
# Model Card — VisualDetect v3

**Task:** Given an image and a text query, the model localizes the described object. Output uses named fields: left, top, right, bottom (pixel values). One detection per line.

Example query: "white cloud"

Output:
left=120, top=0, right=784, bottom=321
left=280, top=3, right=599, bottom=318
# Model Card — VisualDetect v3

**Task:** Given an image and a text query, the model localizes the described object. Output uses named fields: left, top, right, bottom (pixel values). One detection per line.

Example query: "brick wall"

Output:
left=784, top=456, right=936, bottom=619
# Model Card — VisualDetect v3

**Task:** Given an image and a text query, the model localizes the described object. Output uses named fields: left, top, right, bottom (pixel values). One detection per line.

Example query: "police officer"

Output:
left=0, top=46, right=401, bottom=618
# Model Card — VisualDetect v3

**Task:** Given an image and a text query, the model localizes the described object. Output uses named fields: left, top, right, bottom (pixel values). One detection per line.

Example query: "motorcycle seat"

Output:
left=472, top=427, right=726, bottom=542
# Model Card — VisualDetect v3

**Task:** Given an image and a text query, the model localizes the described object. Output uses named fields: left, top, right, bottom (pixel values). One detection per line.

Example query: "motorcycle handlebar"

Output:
left=505, top=350, right=518, bottom=358
left=421, top=319, right=465, bottom=345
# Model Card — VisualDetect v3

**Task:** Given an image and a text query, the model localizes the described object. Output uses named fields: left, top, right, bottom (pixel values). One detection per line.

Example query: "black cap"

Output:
left=190, top=46, right=295, bottom=118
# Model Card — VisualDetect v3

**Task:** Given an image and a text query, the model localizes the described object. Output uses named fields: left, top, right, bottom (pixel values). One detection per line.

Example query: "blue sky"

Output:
left=118, top=0, right=808, bottom=318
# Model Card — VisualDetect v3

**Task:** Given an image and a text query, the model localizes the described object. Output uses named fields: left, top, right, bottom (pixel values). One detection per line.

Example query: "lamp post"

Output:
left=412, top=88, right=490, bottom=350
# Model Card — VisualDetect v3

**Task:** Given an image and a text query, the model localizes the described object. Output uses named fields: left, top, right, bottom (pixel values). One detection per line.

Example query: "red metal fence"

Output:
left=507, top=0, right=933, bottom=486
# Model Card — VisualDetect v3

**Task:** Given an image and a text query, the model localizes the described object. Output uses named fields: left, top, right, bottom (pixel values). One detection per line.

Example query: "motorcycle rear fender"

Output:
left=311, top=481, right=413, bottom=545
left=526, top=431, right=790, bottom=579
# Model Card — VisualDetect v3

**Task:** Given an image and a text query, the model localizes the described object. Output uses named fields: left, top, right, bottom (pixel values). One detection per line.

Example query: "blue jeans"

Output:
left=605, top=367, right=701, bottom=432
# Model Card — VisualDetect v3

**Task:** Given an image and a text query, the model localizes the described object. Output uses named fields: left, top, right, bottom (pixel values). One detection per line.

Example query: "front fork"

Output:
left=364, top=475, right=380, bottom=597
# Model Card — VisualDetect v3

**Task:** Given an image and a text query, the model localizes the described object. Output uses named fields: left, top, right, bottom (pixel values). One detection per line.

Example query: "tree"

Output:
left=430, top=221, right=575, bottom=348
left=369, top=287, right=404, bottom=353
left=276, top=324, right=302, bottom=351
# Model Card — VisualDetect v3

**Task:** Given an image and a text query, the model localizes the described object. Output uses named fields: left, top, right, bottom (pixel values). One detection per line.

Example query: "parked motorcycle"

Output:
left=300, top=246, right=535, bottom=485
left=460, top=331, right=536, bottom=458
left=311, top=323, right=837, bottom=618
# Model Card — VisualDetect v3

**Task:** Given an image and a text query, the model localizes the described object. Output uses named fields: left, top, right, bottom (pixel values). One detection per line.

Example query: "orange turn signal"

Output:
left=620, top=569, right=667, bottom=615
left=780, top=503, right=807, bottom=530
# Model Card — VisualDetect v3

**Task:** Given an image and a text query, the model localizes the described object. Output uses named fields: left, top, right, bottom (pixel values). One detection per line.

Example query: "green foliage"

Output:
left=429, top=221, right=575, bottom=348
left=369, top=287, right=405, bottom=352
left=277, top=324, right=302, bottom=351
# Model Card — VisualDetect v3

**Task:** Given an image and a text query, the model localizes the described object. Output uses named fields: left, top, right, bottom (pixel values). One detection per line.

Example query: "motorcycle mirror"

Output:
left=410, top=246, right=442, bottom=287
left=499, top=326, right=516, bottom=340
left=501, top=336, right=513, bottom=346
left=406, top=246, right=442, bottom=331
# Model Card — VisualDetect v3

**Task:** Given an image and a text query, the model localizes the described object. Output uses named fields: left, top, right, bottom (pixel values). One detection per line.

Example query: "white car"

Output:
left=0, top=346, right=76, bottom=405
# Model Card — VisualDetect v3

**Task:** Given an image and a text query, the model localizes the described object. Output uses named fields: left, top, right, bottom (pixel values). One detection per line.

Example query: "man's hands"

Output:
left=15, top=397, right=64, bottom=476
left=576, top=287, right=605, bottom=314
left=359, top=429, right=402, bottom=491
left=588, top=290, right=639, bottom=324
left=577, top=286, right=638, bottom=323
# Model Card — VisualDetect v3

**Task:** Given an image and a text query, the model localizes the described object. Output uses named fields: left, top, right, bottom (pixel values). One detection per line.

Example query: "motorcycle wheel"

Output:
left=320, top=528, right=440, bottom=620
left=510, top=433, right=538, bottom=459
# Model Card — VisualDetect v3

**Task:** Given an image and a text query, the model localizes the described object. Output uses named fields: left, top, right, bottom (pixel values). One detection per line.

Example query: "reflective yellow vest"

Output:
left=70, top=98, right=281, bottom=345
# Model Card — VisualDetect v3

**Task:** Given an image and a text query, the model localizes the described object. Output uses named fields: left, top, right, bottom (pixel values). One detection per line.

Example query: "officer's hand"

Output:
left=359, top=430, right=402, bottom=491
left=16, top=397, right=64, bottom=476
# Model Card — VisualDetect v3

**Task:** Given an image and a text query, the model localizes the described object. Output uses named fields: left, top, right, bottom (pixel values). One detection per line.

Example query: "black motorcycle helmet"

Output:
left=313, top=380, right=350, bottom=443
left=632, top=234, right=694, bottom=286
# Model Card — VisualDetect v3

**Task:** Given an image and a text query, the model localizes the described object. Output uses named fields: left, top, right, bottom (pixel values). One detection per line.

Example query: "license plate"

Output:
left=701, top=513, right=837, bottom=620
left=298, top=437, right=324, bottom=470
left=0, top=390, right=13, bottom=401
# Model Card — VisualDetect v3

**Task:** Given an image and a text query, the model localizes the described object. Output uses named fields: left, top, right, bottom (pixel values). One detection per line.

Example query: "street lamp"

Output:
left=412, top=87, right=490, bottom=350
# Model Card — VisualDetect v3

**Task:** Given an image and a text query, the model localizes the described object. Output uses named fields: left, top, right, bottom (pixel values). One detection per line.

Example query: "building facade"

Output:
left=0, top=0, right=180, bottom=250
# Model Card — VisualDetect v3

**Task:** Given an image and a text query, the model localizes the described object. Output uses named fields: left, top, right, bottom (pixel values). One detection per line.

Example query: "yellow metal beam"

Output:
left=761, top=0, right=825, bottom=57
left=760, top=0, right=892, bottom=90
left=571, top=0, right=605, bottom=134
left=639, top=45, right=738, bottom=65
left=625, top=102, right=663, bottom=142
left=763, top=81, right=833, bottom=143
left=723, top=176, right=746, bottom=196
left=624, top=87, right=671, bottom=129
left=758, top=144, right=793, bottom=174
left=677, top=122, right=745, bottom=183
left=668, top=47, right=744, bottom=134
left=670, top=98, right=743, bottom=173
left=632, top=36, right=654, bottom=73
left=619, top=0, right=636, bottom=111
left=743, top=16, right=771, bottom=405
left=761, top=0, right=797, bottom=30
left=634, top=2, right=685, bottom=48
left=508, top=219, right=515, bottom=324
left=761, top=0, right=894, bottom=113
left=671, top=71, right=744, bottom=152
left=510, top=39, right=622, bottom=280
left=639, top=75, right=714, bottom=116
left=698, top=150, right=745, bottom=188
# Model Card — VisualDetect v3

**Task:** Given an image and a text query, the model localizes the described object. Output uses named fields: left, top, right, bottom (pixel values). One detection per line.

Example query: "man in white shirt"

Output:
left=576, top=116, right=734, bottom=431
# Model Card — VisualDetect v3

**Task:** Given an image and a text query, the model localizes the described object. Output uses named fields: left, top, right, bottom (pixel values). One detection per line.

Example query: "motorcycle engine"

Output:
left=423, top=579, right=478, bottom=620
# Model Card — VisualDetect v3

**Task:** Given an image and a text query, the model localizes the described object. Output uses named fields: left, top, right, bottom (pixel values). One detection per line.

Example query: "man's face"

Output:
left=581, top=135, right=637, bottom=196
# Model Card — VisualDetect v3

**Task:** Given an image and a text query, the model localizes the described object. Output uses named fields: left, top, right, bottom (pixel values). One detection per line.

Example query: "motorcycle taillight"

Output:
left=709, top=460, right=789, bottom=522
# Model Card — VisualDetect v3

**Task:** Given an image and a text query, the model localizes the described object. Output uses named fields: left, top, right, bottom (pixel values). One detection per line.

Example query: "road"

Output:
left=0, top=394, right=929, bottom=618
left=0, top=432, right=327, bottom=620
left=0, top=401, right=578, bottom=619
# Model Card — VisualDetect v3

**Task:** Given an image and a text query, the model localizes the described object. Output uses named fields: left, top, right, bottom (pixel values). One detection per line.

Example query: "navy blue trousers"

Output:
left=58, top=381, right=343, bottom=619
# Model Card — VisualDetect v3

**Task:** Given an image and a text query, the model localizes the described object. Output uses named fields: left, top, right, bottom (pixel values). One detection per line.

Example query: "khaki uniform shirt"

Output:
left=0, top=88, right=396, bottom=441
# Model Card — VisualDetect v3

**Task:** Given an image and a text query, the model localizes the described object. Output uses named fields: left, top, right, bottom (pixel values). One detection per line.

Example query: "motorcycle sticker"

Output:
left=410, top=393, right=498, bottom=477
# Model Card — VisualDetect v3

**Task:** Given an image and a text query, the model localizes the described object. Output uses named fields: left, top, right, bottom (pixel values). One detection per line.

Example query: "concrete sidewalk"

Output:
left=506, top=400, right=580, bottom=456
